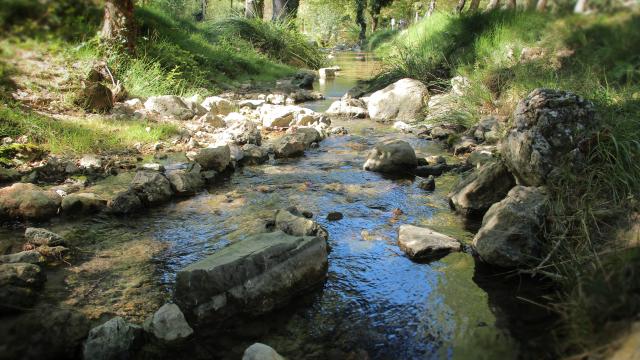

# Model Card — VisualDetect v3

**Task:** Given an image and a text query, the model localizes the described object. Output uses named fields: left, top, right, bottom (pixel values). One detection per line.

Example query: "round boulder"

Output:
left=500, top=88, right=596, bottom=186
left=367, top=78, right=429, bottom=122
left=363, top=139, right=417, bottom=173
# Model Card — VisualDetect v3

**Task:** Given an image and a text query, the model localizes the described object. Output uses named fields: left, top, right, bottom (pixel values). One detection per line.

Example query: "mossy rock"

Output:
left=0, top=143, right=47, bottom=166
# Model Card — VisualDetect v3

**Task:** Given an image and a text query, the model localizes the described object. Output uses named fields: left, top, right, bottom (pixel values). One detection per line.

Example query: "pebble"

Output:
left=327, top=212, right=343, bottom=221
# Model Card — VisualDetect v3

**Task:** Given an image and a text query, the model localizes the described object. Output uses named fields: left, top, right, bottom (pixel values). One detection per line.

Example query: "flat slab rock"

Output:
left=174, top=230, right=328, bottom=325
left=398, top=225, right=461, bottom=260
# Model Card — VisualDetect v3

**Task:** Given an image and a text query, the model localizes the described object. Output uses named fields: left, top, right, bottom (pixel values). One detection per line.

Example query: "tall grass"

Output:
left=375, top=9, right=640, bottom=356
left=209, top=17, right=326, bottom=69
left=0, top=104, right=179, bottom=154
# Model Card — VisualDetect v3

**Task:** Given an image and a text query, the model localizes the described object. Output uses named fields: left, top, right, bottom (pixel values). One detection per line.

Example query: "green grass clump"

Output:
left=209, top=17, right=326, bottom=69
left=365, top=28, right=398, bottom=52
left=375, top=8, right=640, bottom=356
left=0, top=104, right=179, bottom=155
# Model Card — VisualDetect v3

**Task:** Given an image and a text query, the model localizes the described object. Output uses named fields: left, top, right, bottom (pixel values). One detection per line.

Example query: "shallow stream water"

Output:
left=0, top=52, right=552, bottom=360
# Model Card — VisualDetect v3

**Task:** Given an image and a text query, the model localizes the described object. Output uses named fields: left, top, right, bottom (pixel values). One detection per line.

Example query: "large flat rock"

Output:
left=174, top=231, right=328, bottom=324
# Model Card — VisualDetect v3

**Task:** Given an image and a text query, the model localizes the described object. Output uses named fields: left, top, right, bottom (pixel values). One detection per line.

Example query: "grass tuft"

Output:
left=209, top=16, right=326, bottom=69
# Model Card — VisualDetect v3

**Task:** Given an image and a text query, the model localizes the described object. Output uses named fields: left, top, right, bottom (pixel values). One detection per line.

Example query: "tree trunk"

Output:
left=574, top=0, right=588, bottom=13
left=245, top=0, right=264, bottom=17
left=272, top=0, right=298, bottom=20
left=506, top=0, right=516, bottom=9
left=536, top=0, right=547, bottom=11
left=371, top=15, right=379, bottom=31
left=427, top=0, right=436, bottom=16
left=485, top=0, right=501, bottom=10
left=456, top=0, right=467, bottom=13
left=469, top=0, right=481, bottom=11
left=101, top=0, right=136, bottom=53
left=356, top=0, right=367, bottom=43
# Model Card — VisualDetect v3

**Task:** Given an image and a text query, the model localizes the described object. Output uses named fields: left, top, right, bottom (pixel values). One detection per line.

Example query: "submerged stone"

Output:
left=397, top=225, right=461, bottom=261
left=242, top=343, right=285, bottom=360
left=25, top=227, right=65, bottom=247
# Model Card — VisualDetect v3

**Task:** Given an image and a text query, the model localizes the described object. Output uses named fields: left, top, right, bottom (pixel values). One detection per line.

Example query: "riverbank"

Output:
left=363, top=8, right=640, bottom=358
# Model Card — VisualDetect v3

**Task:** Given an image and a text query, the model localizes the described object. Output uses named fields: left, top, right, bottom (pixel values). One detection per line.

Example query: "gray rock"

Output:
left=501, top=88, right=596, bottom=186
left=239, top=100, right=266, bottom=109
left=175, top=231, right=328, bottom=324
left=473, top=116, right=501, bottom=143
left=131, top=171, right=173, bottom=205
left=398, top=225, right=461, bottom=260
left=144, top=95, right=195, bottom=120
left=168, top=164, right=204, bottom=196
left=0, top=167, right=21, bottom=183
left=141, top=163, right=165, bottom=172
left=425, top=155, right=446, bottom=165
left=225, top=119, right=262, bottom=146
left=201, top=96, right=234, bottom=116
left=466, top=147, right=495, bottom=167
left=430, top=125, right=460, bottom=140
left=0, top=250, right=43, bottom=264
left=107, top=190, right=142, bottom=215
left=241, top=144, right=269, bottom=165
left=198, top=112, right=226, bottom=128
left=449, top=161, right=515, bottom=218
left=194, top=145, right=231, bottom=172
left=0, top=262, right=46, bottom=312
left=473, top=186, right=549, bottom=267
left=368, top=78, right=429, bottom=122
left=143, top=303, right=193, bottom=342
left=242, top=343, right=285, bottom=360
left=363, top=140, right=417, bottom=173
left=318, top=67, right=337, bottom=79
left=260, top=104, right=298, bottom=127
left=452, top=136, right=477, bottom=156
left=288, top=127, right=321, bottom=147
left=325, top=100, right=368, bottom=118
left=0, top=183, right=61, bottom=220
left=83, top=317, right=143, bottom=360
left=275, top=208, right=328, bottom=240
left=25, top=227, right=65, bottom=247
left=0, top=262, right=45, bottom=288
left=0, top=305, right=90, bottom=359
left=273, top=134, right=306, bottom=158
left=418, top=176, right=435, bottom=191
left=61, top=193, right=107, bottom=214
left=79, top=154, right=103, bottom=169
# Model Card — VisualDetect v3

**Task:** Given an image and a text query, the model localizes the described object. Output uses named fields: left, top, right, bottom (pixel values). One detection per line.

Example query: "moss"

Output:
left=0, top=143, right=46, bottom=166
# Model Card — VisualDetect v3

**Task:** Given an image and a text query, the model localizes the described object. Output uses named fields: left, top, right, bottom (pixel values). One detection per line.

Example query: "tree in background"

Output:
left=369, top=0, right=393, bottom=31
left=272, top=0, right=299, bottom=20
left=102, top=0, right=136, bottom=53
left=245, top=0, right=264, bottom=17
left=426, top=0, right=436, bottom=16
left=356, top=0, right=367, bottom=42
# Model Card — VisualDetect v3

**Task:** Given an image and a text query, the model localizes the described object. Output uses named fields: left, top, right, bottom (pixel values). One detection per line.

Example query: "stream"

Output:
left=0, top=52, right=552, bottom=359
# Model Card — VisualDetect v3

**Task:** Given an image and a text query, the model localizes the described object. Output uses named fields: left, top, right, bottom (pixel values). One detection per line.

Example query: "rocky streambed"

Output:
left=0, top=53, right=559, bottom=359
